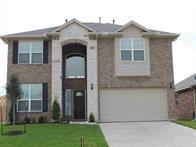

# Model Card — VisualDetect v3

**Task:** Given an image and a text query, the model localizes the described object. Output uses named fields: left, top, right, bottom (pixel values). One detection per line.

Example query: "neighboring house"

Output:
left=175, top=74, right=196, bottom=119
left=0, top=95, right=7, bottom=122
left=1, top=19, right=179, bottom=122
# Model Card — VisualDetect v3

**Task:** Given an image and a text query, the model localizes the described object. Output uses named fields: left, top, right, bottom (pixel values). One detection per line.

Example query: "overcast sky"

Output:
left=0, top=0, right=196, bottom=95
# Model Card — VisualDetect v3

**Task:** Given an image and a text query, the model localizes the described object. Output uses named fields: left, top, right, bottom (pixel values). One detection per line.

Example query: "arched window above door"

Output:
left=65, top=54, right=85, bottom=79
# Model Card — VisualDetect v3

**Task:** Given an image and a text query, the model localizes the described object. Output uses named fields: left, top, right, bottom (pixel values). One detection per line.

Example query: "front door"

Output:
left=73, top=90, right=85, bottom=120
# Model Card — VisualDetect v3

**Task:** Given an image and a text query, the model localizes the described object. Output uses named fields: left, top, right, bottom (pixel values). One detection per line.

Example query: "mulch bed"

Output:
left=3, top=130, right=24, bottom=136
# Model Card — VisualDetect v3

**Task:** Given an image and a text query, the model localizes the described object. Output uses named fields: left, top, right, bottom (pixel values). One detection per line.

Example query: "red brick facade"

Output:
left=176, top=88, right=195, bottom=119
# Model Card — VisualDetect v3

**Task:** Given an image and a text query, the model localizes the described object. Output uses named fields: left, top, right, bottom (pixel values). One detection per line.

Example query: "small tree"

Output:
left=6, top=74, right=22, bottom=125
left=8, top=104, right=13, bottom=123
left=89, top=113, right=95, bottom=122
left=52, top=99, right=60, bottom=122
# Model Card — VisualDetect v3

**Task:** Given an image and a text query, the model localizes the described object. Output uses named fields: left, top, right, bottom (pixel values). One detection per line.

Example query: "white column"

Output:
left=87, top=40, right=98, bottom=121
left=51, top=40, right=62, bottom=113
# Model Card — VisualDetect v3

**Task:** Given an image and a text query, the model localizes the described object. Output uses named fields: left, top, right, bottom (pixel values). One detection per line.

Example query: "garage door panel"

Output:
left=100, top=88, right=168, bottom=122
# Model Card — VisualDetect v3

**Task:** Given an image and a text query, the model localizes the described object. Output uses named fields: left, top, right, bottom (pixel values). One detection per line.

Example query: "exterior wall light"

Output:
left=91, top=83, right=93, bottom=90
left=170, top=82, right=174, bottom=89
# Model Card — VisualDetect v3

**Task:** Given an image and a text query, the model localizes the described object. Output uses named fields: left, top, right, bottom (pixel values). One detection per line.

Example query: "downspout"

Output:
left=96, top=33, right=101, bottom=122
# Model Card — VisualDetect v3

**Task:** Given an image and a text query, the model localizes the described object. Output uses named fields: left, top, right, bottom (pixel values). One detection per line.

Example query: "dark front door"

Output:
left=74, top=90, right=85, bottom=120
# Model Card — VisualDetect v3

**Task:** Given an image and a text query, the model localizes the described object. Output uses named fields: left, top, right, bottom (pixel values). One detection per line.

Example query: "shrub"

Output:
left=60, top=116, right=71, bottom=124
left=60, top=116, right=65, bottom=122
left=31, top=117, right=36, bottom=123
left=38, top=116, right=44, bottom=123
left=52, top=100, right=60, bottom=122
left=38, top=116, right=47, bottom=123
left=65, top=115, right=71, bottom=124
left=24, top=116, right=30, bottom=124
left=89, top=113, right=95, bottom=122
left=44, top=116, right=47, bottom=122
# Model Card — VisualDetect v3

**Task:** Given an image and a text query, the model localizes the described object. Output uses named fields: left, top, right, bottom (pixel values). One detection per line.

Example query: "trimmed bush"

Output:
left=61, top=115, right=71, bottom=124
left=60, top=116, right=65, bottom=122
left=38, top=116, right=47, bottom=123
left=31, top=117, right=36, bottom=123
left=65, top=115, right=71, bottom=124
left=44, top=116, right=47, bottom=122
left=52, top=100, right=60, bottom=122
left=24, top=116, right=30, bottom=124
left=89, top=113, right=95, bottom=122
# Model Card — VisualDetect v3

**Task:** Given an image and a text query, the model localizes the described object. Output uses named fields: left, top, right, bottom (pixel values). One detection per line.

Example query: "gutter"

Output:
left=1, top=32, right=180, bottom=42
left=142, top=32, right=180, bottom=40
left=1, top=35, right=49, bottom=43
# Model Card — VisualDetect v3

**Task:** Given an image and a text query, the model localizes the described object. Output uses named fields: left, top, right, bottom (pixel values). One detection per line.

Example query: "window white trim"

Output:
left=17, top=84, right=43, bottom=112
left=18, top=41, right=43, bottom=64
left=119, top=38, right=145, bottom=62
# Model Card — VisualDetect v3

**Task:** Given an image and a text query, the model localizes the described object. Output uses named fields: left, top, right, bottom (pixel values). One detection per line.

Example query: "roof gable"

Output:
left=115, top=20, right=149, bottom=32
left=52, top=19, right=96, bottom=32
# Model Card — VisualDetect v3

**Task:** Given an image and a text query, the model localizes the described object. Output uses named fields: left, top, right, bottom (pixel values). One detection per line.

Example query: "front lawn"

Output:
left=0, top=123, right=108, bottom=147
left=174, top=120, right=196, bottom=129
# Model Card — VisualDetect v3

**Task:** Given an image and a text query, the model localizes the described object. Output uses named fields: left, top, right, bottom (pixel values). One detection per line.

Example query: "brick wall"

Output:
left=7, top=40, right=52, bottom=122
left=98, top=38, right=176, bottom=119
left=176, top=88, right=195, bottom=119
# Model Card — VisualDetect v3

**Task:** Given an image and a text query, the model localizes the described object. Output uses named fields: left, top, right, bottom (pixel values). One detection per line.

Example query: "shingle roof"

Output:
left=1, top=26, right=59, bottom=37
left=1, top=22, right=178, bottom=37
left=148, top=29, right=178, bottom=35
left=175, top=73, right=196, bottom=91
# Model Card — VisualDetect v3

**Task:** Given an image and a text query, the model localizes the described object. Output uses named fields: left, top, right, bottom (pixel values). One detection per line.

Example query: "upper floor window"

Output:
left=65, top=55, right=85, bottom=78
left=18, top=41, right=43, bottom=64
left=120, top=38, right=145, bottom=61
left=17, top=84, right=42, bottom=112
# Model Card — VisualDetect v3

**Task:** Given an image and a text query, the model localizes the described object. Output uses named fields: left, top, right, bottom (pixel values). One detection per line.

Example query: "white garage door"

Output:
left=100, top=88, right=168, bottom=122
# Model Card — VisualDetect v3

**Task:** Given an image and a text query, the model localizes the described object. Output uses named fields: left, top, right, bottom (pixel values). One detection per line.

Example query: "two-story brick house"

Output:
left=1, top=19, right=179, bottom=122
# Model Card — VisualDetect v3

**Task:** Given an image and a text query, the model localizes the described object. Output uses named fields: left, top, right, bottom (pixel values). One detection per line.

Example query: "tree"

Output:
left=6, top=74, right=22, bottom=125
left=52, top=99, right=60, bottom=122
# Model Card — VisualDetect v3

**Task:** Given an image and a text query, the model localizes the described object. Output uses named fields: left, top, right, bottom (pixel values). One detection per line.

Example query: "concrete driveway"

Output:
left=100, top=121, right=196, bottom=147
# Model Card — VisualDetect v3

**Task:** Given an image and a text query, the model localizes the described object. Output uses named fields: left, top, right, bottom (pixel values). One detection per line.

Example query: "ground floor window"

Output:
left=175, top=94, right=179, bottom=106
left=17, top=84, right=42, bottom=112
left=65, top=89, right=72, bottom=116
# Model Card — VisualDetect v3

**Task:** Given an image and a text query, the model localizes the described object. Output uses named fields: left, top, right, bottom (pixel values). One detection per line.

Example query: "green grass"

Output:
left=0, top=123, right=108, bottom=147
left=174, top=120, right=196, bottom=129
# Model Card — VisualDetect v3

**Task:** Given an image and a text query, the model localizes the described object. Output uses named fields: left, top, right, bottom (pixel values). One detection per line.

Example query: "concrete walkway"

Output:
left=100, top=121, right=196, bottom=147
